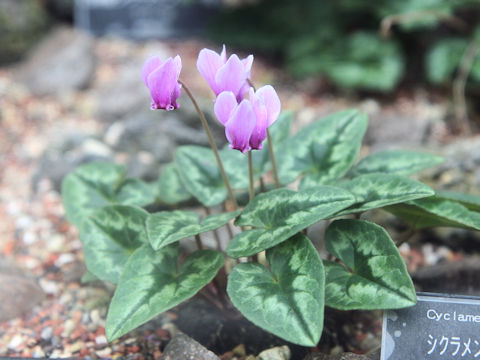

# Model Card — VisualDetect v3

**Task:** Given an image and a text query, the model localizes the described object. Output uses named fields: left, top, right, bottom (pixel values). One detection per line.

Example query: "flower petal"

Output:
left=215, top=54, right=246, bottom=98
left=256, top=85, right=281, bottom=126
left=250, top=101, right=268, bottom=150
left=220, top=44, right=227, bottom=63
left=242, top=54, right=254, bottom=77
left=197, top=48, right=224, bottom=94
left=172, top=55, right=182, bottom=78
left=225, top=100, right=256, bottom=153
left=214, top=91, right=238, bottom=125
left=141, top=56, right=163, bottom=86
left=147, top=58, right=180, bottom=110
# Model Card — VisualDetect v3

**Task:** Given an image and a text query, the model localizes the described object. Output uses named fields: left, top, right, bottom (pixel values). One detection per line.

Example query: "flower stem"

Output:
left=267, top=128, right=281, bottom=189
left=248, top=151, right=255, bottom=202
left=195, top=234, right=203, bottom=250
left=179, top=80, right=238, bottom=209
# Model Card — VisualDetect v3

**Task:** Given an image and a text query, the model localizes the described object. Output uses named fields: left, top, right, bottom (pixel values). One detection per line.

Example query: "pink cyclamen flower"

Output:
left=214, top=85, right=281, bottom=153
left=141, top=55, right=182, bottom=111
left=197, top=45, right=253, bottom=102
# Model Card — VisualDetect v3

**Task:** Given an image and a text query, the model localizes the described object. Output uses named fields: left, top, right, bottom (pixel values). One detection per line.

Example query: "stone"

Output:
left=258, top=345, right=291, bottom=360
left=33, top=132, right=114, bottom=192
left=0, top=258, right=45, bottom=322
left=412, top=255, right=480, bottom=295
left=159, top=332, right=220, bottom=360
left=16, top=26, right=95, bottom=96
left=95, top=59, right=152, bottom=121
left=0, top=0, right=50, bottom=64
left=304, top=350, right=380, bottom=360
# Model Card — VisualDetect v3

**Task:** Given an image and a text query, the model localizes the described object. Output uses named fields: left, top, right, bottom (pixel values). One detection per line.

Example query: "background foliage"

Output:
left=209, top=0, right=480, bottom=92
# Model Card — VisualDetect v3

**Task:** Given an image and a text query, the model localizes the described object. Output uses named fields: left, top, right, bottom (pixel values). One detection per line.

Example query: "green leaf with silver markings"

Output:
left=227, top=234, right=324, bottom=346
left=324, top=219, right=416, bottom=310
left=226, top=186, right=355, bottom=258
left=277, top=109, right=367, bottom=188
left=157, top=163, right=192, bottom=205
left=385, top=197, right=480, bottom=230
left=147, top=209, right=240, bottom=250
left=106, top=244, right=223, bottom=341
left=62, top=162, right=154, bottom=227
left=435, top=190, right=480, bottom=213
left=175, top=146, right=227, bottom=207
left=349, top=150, right=444, bottom=177
left=80, top=205, right=149, bottom=284
left=337, top=173, right=434, bottom=215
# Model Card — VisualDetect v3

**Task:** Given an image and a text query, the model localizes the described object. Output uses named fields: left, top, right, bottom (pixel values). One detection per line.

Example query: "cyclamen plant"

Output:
left=62, top=45, right=480, bottom=347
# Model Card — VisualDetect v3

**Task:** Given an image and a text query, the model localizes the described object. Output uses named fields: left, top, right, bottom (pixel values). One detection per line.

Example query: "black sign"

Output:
left=382, top=293, right=480, bottom=360
left=74, top=0, right=220, bottom=39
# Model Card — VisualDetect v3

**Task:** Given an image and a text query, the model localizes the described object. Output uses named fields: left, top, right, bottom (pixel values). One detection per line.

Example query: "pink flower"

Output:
left=197, top=45, right=253, bottom=102
left=141, top=55, right=182, bottom=111
left=214, top=85, right=281, bottom=153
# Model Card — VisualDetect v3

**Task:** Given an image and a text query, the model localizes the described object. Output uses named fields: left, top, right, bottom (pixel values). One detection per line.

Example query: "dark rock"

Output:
left=0, top=258, right=45, bottom=322
left=45, top=0, right=74, bottom=22
left=175, top=298, right=308, bottom=359
left=304, top=349, right=380, bottom=360
left=159, top=332, right=220, bottom=360
left=0, top=0, right=50, bottom=64
left=412, top=255, right=480, bottom=296
left=16, top=26, right=95, bottom=96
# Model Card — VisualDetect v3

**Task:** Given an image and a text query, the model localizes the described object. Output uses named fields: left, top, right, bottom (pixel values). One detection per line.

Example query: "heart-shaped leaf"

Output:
left=324, top=219, right=416, bottom=310
left=80, top=205, right=149, bottom=284
left=106, top=244, right=223, bottom=341
left=227, top=234, right=324, bottom=346
left=227, top=186, right=355, bottom=258
left=157, top=163, right=192, bottom=205
left=385, top=196, right=480, bottom=230
left=147, top=210, right=240, bottom=250
left=277, top=109, right=367, bottom=188
left=349, top=150, right=444, bottom=177
left=62, top=162, right=154, bottom=227
left=337, top=173, right=434, bottom=215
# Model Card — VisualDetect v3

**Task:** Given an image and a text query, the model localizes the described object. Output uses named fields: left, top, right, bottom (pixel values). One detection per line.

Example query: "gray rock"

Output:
left=304, top=350, right=380, bottom=360
left=33, top=132, right=114, bottom=192
left=0, top=258, right=45, bottom=322
left=412, top=255, right=480, bottom=295
left=365, top=113, right=434, bottom=151
left=16, top=26, right=95, bottom=96
left=159, top=332, right=220, bottom=360
left=96, top=59, right=151, bottom=121
left=0, top=0, right=50, bottom=64
left=258, top=345, right=291, bottom=360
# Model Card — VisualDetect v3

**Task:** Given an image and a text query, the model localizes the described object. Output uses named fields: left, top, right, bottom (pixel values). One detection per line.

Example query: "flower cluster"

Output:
left=142, top=46, right=281, bottom=153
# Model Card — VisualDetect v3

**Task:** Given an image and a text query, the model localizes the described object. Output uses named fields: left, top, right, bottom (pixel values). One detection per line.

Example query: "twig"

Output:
left=452, top=38, right=480, bottom=133
left=381, top=10, right=468, bottom=38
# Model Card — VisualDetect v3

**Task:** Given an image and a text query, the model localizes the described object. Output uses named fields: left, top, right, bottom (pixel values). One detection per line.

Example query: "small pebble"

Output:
left=95, top=335, right=107, bottom=345
left=40, top=326, right=53, bottom=341
left=62, top=319, right=76, bottom=337
left=8, top=334, right=24, bottom=349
